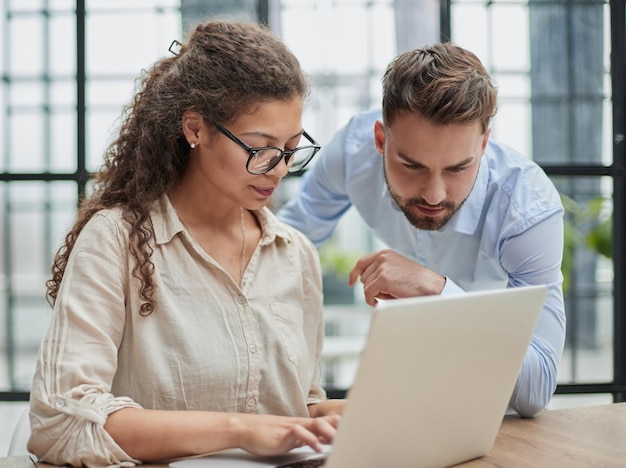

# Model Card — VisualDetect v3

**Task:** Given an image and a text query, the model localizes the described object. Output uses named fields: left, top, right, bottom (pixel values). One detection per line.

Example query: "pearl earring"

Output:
left=190, top=142, right=196, bottom=149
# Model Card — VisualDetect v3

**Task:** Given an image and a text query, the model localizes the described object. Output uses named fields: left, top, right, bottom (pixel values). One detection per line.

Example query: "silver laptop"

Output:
left=171, top=285, right=548, bottom=468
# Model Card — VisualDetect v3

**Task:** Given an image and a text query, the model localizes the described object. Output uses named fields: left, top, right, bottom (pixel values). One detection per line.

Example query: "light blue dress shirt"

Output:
left=279, top=108, right=567, bottom=417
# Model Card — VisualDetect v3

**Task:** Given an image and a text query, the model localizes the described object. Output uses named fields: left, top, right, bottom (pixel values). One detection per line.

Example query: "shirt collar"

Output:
left=151, top=194, right=293, bottom=246
left=380, top=154, right=488, bottom=235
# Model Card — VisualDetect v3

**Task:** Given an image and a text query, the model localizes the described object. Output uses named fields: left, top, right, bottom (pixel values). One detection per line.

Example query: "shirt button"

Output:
left=54, top=400, right=65, bottom=409
left=249, top=344, right=258, bottom=353
left=247, top=398, right=255, bottom=407
left=237, top=296, right=245, bottom=305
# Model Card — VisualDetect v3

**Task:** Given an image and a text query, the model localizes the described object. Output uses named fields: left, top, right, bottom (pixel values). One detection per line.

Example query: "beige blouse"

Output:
left=28, top=195, right=326, bottom=467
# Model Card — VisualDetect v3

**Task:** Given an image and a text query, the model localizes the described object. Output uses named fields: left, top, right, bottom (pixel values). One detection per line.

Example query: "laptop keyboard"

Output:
left=275, top=455, right=327, bottom=467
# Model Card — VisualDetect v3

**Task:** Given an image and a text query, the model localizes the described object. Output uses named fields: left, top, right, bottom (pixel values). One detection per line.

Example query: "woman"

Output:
left=28, top=20, right=342, bottom=466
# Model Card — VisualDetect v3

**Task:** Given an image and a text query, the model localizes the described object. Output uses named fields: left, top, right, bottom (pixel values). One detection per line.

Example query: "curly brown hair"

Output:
left=46, top=20, right=308, bottom=315
left=381, top=41, right=498, bottom=132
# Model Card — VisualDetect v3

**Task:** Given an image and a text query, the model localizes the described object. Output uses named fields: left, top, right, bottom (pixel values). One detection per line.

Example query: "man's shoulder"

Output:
left=343, top=108, right=382, bottom=154
left=482, top=139, right=563, bottom=212
left=484, top=139, right=550, bottom=182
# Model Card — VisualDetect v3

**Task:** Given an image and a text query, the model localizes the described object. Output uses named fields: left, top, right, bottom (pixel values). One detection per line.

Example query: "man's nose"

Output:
left=421, top=175, right=446, bottom=206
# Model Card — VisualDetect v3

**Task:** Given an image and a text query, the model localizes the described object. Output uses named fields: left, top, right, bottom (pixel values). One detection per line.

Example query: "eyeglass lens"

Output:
left=247, top=146, right=317, bottom=174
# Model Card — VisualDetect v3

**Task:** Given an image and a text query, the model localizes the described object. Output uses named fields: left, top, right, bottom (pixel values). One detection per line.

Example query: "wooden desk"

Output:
left=2, top=403, right=625, bottom=468
left=456, top=402, right=626, bottom=467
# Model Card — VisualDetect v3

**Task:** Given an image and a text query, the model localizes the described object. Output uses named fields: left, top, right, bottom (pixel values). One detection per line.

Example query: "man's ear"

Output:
left=374, top=120, right=386, bottom=156
left=182, top=111, right=204, bottom=145
left=481, top=127, right=491, bottom=153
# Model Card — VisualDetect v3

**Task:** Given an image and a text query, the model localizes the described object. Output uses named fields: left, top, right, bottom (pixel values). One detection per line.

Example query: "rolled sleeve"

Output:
left=28, top=212, right=142, bottom=466
left=501, top=212, right=567, bottom=416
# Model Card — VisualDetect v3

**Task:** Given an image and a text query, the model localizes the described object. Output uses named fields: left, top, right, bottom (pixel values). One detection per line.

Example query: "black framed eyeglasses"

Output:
left=214, top=122, right=321, bottom=175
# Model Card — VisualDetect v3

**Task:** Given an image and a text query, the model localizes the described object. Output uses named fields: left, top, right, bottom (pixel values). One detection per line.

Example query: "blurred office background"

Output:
left=1, top=0, right=624, bottom=429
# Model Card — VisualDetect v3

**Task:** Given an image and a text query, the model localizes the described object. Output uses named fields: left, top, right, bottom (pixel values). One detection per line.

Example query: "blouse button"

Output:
left=54, top=399, right=65, bottom=409
left=237, top=296, right=245, bottom=305
left=249, top=344, right=258, bottom=353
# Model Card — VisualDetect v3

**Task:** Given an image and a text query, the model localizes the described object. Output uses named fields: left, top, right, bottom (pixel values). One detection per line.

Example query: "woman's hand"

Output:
left=308, top=399, right=345, bottom=418
left=236, top=413, right=340, bottom=456
left=104, top=408, right=339, bottom=461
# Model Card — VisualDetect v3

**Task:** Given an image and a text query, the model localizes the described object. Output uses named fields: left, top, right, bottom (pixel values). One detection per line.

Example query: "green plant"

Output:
left=561, top=194, right=612, bottom=293
left=318, top=241, right=363, bottom=278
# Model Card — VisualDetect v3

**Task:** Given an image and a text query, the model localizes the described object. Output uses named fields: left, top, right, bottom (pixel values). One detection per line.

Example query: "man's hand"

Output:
left=348, top=249, right=446, bottom=306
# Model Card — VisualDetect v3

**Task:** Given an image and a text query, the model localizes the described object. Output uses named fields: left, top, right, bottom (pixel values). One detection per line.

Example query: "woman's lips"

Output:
left=253, top=186, right=275, bottom=197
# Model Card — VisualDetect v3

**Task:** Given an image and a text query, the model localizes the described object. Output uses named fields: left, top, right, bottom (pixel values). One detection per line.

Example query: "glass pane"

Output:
left=491, top=4, right=529, bottom=71
left=528, top=1, right=609, bottom=166
left=554, top=175, right=614, bottom=384
left=87, top=0, right=180, bottom=8
left=282, top=1, right=394, bottom=144
left=8, top=0, right=43, bottom=10
left=50, top=111, right=77, bottom=172
left=370, top=4, right=396, bottom=64
left=0, top=181, right=77, bottom=391
left=48, top=182, right=79, bottom=248
left=49, top=14, right=76, bottom=76
left=50, top=80, right=76, bottom=108
left=8, top=82, right=44, bottom=107
left=491, top=74, right=532, bottom=157
left=50, top=0, right=76, bottom=8
left=8, top=113, right=46, bottom=172
left=87, top=110, right=123, bottom=172
left=9, top=16, right=44, bottom=75
left=87, top=79, right=136, bottom=107
left=86, top=12, right=180, bottom=76
left=492, top=101, right=531, bottom=158
left=550, top=393, right=613, bottom=409
left=451, top=5, right=489, bottom=62
left=283, top=4, right=381, bottom=74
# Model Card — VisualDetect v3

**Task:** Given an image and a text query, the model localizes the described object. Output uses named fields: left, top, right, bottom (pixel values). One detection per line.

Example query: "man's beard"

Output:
left=389, top=189, right=459, bottom=230
left=383, top=167, right=464, bottom=230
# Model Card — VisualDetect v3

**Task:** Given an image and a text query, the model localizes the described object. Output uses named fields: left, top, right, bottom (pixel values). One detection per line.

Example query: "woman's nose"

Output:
left=266, top=156, right=290, bottom=178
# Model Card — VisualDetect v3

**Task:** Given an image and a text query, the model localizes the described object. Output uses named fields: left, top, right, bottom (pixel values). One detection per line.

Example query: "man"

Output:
left=278, top=42, right=566, bottom=417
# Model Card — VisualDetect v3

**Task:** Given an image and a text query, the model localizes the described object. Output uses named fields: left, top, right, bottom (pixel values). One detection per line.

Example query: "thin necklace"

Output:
left=240, top=206, right=246, bottom=285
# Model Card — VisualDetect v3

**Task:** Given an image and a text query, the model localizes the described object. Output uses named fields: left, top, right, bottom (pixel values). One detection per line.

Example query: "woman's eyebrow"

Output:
left=239, top=130, right=304, bottom=142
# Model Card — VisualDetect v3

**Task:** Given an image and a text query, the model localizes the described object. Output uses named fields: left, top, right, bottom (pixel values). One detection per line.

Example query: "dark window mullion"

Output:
left=610, top=0, right=626, bottom=403
left=76, top=0, right=87, bottom=202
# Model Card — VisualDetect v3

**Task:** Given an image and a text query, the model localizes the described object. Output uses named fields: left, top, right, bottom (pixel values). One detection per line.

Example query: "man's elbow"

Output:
left=512, top=380, right=557, bottom=417
left=514, top=399, right=549, bottom=418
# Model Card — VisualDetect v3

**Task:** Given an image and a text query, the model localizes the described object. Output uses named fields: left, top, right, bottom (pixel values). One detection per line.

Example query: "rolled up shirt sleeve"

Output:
left=28, top=213, right=142, bottom=467
left=501, top=212, right=566, bottom=417
left=439, top=211, right=566, bottom=417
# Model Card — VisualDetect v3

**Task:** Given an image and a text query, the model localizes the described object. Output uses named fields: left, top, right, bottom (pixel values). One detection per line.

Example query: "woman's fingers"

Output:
left=294, top=415, right=341, bottom=451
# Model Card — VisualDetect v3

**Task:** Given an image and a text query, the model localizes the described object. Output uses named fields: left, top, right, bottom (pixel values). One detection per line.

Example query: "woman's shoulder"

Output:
left=84, top=206, right=127, bottom=230
left=75, top=206, right=133, bottom=248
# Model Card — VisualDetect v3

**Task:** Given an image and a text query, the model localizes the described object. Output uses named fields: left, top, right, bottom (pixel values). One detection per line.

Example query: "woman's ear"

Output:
left=182, top=111, right=204, bottom=146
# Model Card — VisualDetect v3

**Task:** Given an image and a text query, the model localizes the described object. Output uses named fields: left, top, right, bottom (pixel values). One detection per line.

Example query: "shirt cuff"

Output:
left=440, top=277, right=465, bottom=296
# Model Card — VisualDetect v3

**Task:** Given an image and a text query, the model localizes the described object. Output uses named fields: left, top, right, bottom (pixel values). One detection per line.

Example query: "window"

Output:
left=1, top=0, right=624, bottom=406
